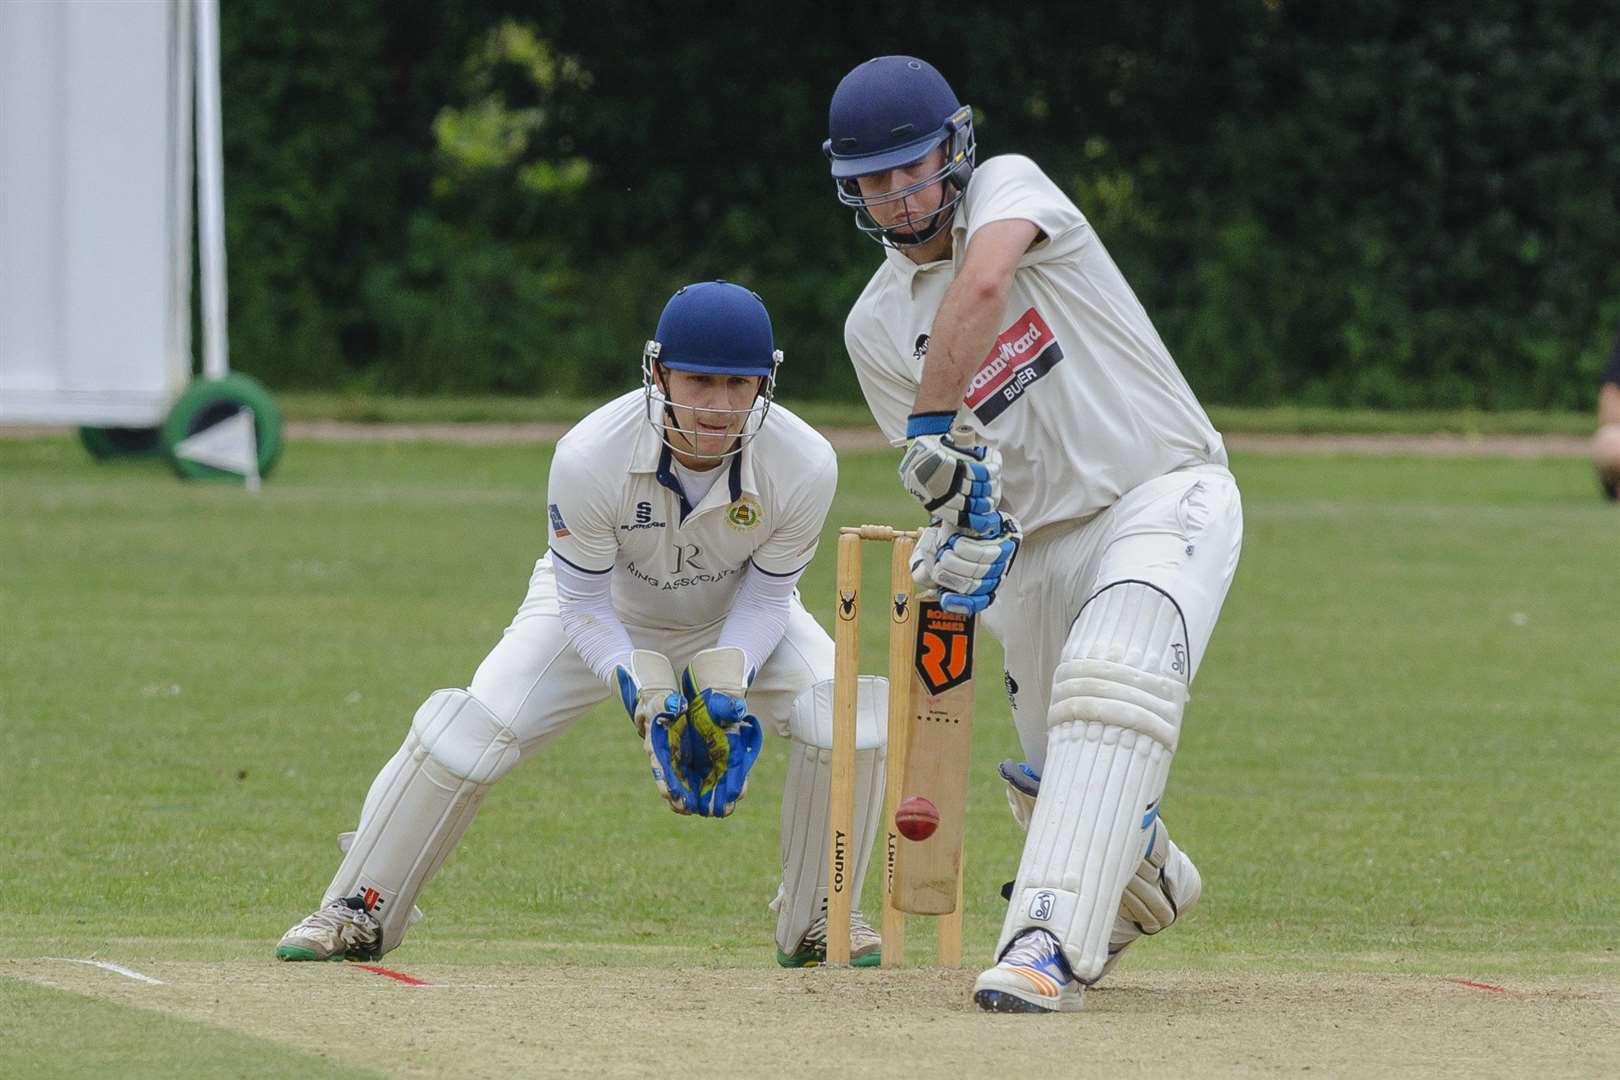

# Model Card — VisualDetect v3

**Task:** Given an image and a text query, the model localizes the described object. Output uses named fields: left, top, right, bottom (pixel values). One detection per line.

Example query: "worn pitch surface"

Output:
left=5, top=955, right=1615, bottom=1078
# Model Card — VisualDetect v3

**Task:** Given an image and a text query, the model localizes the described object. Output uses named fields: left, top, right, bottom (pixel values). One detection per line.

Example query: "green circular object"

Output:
left=79, top=425, right=164, bottom=460
left=161, top=373, right=284, bottom=482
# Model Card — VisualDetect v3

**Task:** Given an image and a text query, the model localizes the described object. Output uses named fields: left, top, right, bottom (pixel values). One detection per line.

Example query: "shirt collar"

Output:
left=630, top=399, right=665, bottom=473
left=655, top=443, right=745, bottom=523
left=882, top=241, right=954, bottom=299
left=639, top=397, right=755, bottom=524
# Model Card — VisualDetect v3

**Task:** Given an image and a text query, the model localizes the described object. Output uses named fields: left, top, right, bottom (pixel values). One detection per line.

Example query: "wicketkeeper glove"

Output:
left=614, top=650, right=685, bottom=738
left=898, top=413, right=1002, bottom=535
left=645, top=647, right=763, bottom=817
left=910, top=512, right=1022, bottom=616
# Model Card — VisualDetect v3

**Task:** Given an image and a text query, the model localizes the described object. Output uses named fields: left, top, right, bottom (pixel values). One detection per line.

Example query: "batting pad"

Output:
left=772, top=677, right=887, bottom=954
left=997, top=582, right=1190, bottom=982
left=324, top=688, right=519, bottom=953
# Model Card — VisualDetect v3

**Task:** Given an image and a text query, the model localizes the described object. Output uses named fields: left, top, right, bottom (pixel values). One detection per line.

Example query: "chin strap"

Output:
left=860, top=202, right=954, bottom=249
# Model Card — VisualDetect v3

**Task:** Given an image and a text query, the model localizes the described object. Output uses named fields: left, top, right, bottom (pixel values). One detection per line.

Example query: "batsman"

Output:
left=276, top=281, right=892, bottom=967
left=824, top=57, right=1244, bottom=1012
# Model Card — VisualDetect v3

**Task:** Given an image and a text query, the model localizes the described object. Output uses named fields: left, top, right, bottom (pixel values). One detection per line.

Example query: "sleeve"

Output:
left=544, top=439, right=619, bottom=574
left=553, top=555, right=633, bottom=683
left=716, top=564, right=803, bottom=677
left=959, top=155, right=1088, bottom=267
left=845, top=312, right=915, bottom=447
left=750, top=449, right=837, bottom=576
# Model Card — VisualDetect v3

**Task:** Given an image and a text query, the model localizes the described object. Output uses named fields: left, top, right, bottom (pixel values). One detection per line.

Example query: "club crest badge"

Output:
left=725, top=495, right=763, bottom=531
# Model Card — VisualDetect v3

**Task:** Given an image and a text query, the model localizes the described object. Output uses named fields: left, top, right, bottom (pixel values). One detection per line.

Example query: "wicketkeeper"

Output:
left=824, top=57, right=1245, bottom=1012
left=277, top=282, right=892, bottom=967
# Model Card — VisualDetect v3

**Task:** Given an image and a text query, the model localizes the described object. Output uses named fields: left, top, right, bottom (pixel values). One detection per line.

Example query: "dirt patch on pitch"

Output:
left=7, top=958, right=1615, bottom=1078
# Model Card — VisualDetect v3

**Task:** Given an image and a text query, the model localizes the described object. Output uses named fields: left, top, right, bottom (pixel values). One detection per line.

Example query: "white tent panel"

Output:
left=0, top=0, right=189, bottom=425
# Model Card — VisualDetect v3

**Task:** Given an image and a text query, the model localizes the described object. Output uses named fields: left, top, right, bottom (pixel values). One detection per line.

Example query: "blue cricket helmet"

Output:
left=823, top=56, right=976, bottom=246
left=646, top=281, right=779, bottom=376
left=641, top=281, right=782, bottom=459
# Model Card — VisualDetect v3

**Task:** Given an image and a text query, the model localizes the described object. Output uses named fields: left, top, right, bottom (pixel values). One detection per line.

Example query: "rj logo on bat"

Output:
left=914, top=601, right=974, bottom=694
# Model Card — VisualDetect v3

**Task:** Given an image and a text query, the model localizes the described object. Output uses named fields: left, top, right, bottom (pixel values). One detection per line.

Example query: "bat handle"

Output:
left=947, top=421, right=999, bottom=539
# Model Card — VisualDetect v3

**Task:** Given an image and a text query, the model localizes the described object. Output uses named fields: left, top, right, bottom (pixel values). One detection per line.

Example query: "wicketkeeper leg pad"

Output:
left=771, top=677, right=887, bottom=954
left=996, top=581, right=1190, bottom=983
left=323, top=688, right=520, bottom=953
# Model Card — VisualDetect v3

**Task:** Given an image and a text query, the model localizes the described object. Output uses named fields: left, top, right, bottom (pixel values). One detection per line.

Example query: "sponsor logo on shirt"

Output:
left=625, top=559, right=740, bottom=592
left=725, top=495, right=763, bottom=531
left=548, top=503, right=571, bottom=538
left=962, top=307, right=1065, bottom=424
left=620, top=499, right=666, bottom=531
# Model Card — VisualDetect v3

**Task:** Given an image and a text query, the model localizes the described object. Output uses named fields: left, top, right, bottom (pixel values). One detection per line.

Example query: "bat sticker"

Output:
left=914, top=600, right=974, bottom=694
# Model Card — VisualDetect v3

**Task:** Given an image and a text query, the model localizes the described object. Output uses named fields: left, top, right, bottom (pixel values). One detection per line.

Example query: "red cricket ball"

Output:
left=896, top=796, right=940, bottom=841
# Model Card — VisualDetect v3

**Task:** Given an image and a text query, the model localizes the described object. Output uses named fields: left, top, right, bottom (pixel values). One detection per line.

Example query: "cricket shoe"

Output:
left=275, top=896, right=382, bottom=961
left=776, top=909, right=882, bottom=968
left=1100, top=822, right=1202, bottom=979
left=973, top=928, right=1084, bottom=1013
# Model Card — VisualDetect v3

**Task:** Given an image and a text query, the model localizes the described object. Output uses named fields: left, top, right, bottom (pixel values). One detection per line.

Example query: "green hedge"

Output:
left=218, top=1, right=1620, bottom=408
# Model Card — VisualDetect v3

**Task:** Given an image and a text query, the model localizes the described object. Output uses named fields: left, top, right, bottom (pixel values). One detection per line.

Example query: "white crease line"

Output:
left=46, top=958, right=165, bottom=985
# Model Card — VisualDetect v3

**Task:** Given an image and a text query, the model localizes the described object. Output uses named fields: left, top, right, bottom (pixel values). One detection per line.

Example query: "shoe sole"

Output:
left=276, top=944, right=380, bottom=962
left=275, top=945, right=332, bottom=961
left=775, top=951, right=882, bottom=969
left=974, top=989, right=1059, bottom=1013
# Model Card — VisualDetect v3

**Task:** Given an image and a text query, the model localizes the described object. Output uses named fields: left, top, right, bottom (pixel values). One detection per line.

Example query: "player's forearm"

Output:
left=910, top=273, right=1010, bottom=417
left=716, top=563, right=802, bottom=676
left=1598, top=383, right=1620, bottom=427
left=553, top=558, right=634, bottom=683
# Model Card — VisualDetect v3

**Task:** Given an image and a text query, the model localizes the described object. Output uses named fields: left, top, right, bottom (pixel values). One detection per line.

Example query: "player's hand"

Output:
left=614, top=650, right=684, bottom=738
left=644, top=647, right=763, bottom=817
left=910, top=512, right=1022, bottom=615
left=997, top=758, right=1041, bottom=832
left=899, top=414, right=1002, bottom=535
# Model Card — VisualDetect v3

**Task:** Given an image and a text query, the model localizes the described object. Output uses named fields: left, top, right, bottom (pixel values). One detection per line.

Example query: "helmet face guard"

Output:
left=830, top=106, right=975, bottom=248
left=641, top=341, right=781, bottom=461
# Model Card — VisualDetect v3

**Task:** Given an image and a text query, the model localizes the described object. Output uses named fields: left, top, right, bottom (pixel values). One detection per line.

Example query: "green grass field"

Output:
left=274, top=390, right=1599, bottom=435
left=1, top=435, right=1616, bottom=1076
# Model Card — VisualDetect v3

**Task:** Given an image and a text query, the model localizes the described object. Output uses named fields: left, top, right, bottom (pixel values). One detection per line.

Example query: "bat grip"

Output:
left=947, top=421, right=1000, bottom=539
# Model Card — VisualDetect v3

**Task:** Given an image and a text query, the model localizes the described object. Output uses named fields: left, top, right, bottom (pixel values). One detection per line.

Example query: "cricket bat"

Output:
left=891, top=424, right=980, bottom=915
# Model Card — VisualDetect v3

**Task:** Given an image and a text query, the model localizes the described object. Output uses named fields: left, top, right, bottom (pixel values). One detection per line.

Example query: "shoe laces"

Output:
left=848, top=910, right=880, bottom=950
left=1002, top=927, right=1065, bottom=972
left=801, top=909, right=877, bottom=952
left=300, top=897, right=379, bottom=937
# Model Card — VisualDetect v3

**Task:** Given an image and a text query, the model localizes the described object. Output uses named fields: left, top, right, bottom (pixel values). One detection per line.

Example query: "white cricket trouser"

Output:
left=980, top=464, right=1243, bottom=773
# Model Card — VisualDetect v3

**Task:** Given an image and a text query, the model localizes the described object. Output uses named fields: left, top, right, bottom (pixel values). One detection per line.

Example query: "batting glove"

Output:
left=910, top=512, right=1022, bottom=615
left=898, top=413, right=1002, bottom=535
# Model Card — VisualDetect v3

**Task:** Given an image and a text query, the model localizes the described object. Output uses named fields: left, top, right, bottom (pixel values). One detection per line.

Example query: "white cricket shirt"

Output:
left=545, top=390, right=836, bottom=630
left=844, top=154, right=1227, bottom=532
